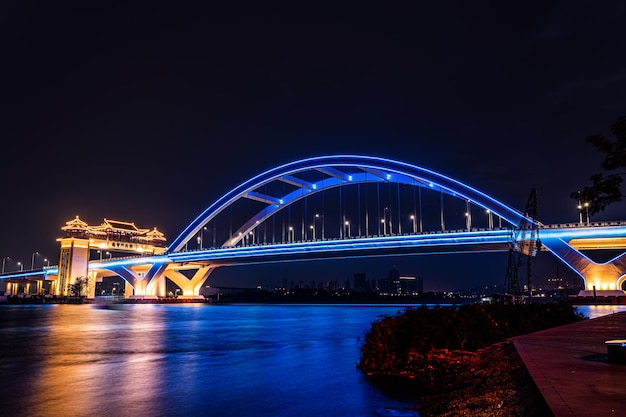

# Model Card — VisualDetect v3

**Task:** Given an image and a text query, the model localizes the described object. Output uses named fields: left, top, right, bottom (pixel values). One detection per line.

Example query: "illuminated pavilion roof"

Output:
left=61, top=215, right=89, bottom=231
left=145, top=227, right=166, bottom=242
left=92, top=218, right=149, bottom=234
left=61, top=216, right=166, bottom=242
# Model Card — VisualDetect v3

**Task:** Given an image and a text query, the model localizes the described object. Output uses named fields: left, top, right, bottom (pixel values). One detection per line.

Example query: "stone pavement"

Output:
left=512, top=311, right=626, bottom=417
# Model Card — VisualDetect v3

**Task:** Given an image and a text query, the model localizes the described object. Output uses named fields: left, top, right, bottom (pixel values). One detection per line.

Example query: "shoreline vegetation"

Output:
left=357, top=302, right=586, bottom=417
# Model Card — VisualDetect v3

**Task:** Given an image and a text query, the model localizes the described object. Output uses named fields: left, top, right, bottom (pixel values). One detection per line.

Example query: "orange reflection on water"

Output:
left=28, top=305, right=167, bottom=417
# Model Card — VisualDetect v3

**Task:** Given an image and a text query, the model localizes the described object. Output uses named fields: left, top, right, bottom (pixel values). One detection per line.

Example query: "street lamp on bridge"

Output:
left=31, top=251, right=39, bottom=270
left=17, top=261, right=23, bottom=271
left=310, top=224, right=315, bottom=240
left=44, top=258, right=50, bottom=267
left=410, top=214, right=416, bottom=234
left=486, top=209, right=494, bottom=229
left=577, top=201, right=591, bottom=225
left=576, top=192, right=591, bottom=226
left=314, top=213, right=324, bottom=240
left=288, top=226, right=295, bottom=243
left=1, top=256, right=9, bottom=273
left=384, top=207, right=392, bottom=235
left=344, top=221, right=351, bottom=238
left=382, top=207, right=390, bottom=236
left=198, top=226, right=207, bottom=249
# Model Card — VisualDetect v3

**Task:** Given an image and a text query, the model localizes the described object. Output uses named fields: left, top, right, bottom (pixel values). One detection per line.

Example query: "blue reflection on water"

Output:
left=0, top=303, right=419, bottom=417
left=573, top=304, right=626, bottom=319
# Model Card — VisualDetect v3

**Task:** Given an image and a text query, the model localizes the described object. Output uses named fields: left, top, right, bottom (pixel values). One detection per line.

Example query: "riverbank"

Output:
left=367, top=339, right=551, bottom=416
left=357, top=302, right=585, bottom=416
left=2, top=293, right=619, bottom=308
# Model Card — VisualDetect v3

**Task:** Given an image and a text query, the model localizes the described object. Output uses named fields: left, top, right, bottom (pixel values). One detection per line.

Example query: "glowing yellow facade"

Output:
left=54, top=216, right=167, bottom=296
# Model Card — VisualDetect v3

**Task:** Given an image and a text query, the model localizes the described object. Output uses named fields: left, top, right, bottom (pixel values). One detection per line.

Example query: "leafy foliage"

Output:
left=67, top=276, right=89, bottom=298
left=358, top=303, right=584, bottom=372
left=357, top=302, right=584, bottom=416
left=571, top=115, right=626, bottom=215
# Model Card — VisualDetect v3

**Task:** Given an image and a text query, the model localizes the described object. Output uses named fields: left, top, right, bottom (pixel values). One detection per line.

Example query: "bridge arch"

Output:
left=167, top=155, right=533, bottom=254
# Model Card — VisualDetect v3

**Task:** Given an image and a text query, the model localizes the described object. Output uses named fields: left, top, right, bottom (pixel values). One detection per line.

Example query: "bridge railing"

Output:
left=87, top=222, right=626, bottom=261
left=160, top=227, right=514, bottom=252
left=540, top=221, right=626, bottom=229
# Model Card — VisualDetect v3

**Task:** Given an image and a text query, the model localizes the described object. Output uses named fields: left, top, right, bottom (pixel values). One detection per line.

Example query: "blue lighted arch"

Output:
left=167, top=155, right=535, bottom=254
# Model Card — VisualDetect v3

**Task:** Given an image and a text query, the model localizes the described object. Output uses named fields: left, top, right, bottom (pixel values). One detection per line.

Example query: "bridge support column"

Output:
left=86, top=271, right=98, bottom=299
left=540, top=236, right=626, bottom=298
left=131, top=279, right=149, bottom=298
left=145, top=274, right=167, bottom=297
left=124, top=281, right=134, bottom=298
left=575, top=260, right=626, bottom=297
left=163, top=265, right=215, bottom=299
left=48, top=280, right=57, bottom=297
left=57, top=237, right=90, bottom=296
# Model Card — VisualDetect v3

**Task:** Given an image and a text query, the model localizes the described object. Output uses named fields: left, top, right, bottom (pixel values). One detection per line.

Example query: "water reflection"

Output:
left=23, top=305, right=166, bottom=417
left=574, top=304, right=626, bottom=319
left=1, top=302, right=621, bottom=417
left=0, top=304, right=417, bottom=417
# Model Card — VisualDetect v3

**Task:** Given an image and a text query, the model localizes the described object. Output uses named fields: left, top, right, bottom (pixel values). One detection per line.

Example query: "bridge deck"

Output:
left=512, top=310, right=626, bottom=417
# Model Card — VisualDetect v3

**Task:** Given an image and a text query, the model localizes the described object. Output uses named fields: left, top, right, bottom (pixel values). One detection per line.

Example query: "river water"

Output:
left=0, top=303, right=622, bottom=417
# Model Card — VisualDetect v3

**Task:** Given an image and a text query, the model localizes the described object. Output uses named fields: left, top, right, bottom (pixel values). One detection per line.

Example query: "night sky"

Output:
left=2, top=1, right=625, bottom=291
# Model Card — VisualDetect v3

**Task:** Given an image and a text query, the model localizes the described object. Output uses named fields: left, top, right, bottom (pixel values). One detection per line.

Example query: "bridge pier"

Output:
left=540, top=233, right=626, bottom=298
left=124, top=281, right=133, bottom=298
left=150, top=274, right=167, bottom=297
left=87, top=271, right=98, bottom=299
left=163, top=265, right=215, bottom=298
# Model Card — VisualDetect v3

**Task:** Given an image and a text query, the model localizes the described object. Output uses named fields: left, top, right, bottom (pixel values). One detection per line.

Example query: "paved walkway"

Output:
left=512, top=311, right=626, bottom=417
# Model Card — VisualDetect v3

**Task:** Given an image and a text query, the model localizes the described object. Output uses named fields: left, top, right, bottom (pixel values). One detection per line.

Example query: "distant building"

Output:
left=389, top=267, right=400, bottom=293
left=399, top=275, right=423, bottom=295
left=353, top=272, right=368, bottom=292
left=389, top=266, right=423, bottom=295
left=547, top=276, right=564, bottom=290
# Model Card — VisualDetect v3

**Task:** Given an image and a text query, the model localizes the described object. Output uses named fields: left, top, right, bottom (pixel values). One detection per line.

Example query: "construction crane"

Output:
left=504, top=188, right=542, bottom=302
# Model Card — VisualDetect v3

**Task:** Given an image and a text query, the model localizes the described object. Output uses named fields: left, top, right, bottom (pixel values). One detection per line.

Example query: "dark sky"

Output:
left=2, top=1, right=625, bottom=291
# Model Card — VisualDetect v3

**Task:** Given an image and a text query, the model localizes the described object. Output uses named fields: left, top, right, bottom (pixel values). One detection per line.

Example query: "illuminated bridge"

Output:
left=3, top=155, right=626, bottom=299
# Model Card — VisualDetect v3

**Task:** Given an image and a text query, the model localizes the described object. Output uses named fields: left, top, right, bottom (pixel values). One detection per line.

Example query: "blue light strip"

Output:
left=166, top=229, right=514, bottom=265
left=0, top=267, right=59, bottom=280
left=539, top=225, right=626, bottom=239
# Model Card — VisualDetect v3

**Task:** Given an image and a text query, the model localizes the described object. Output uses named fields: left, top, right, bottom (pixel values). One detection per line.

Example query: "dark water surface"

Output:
left=1, top=303, right=621, bottom=417
left=0, top=303, right=424, bottom=417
